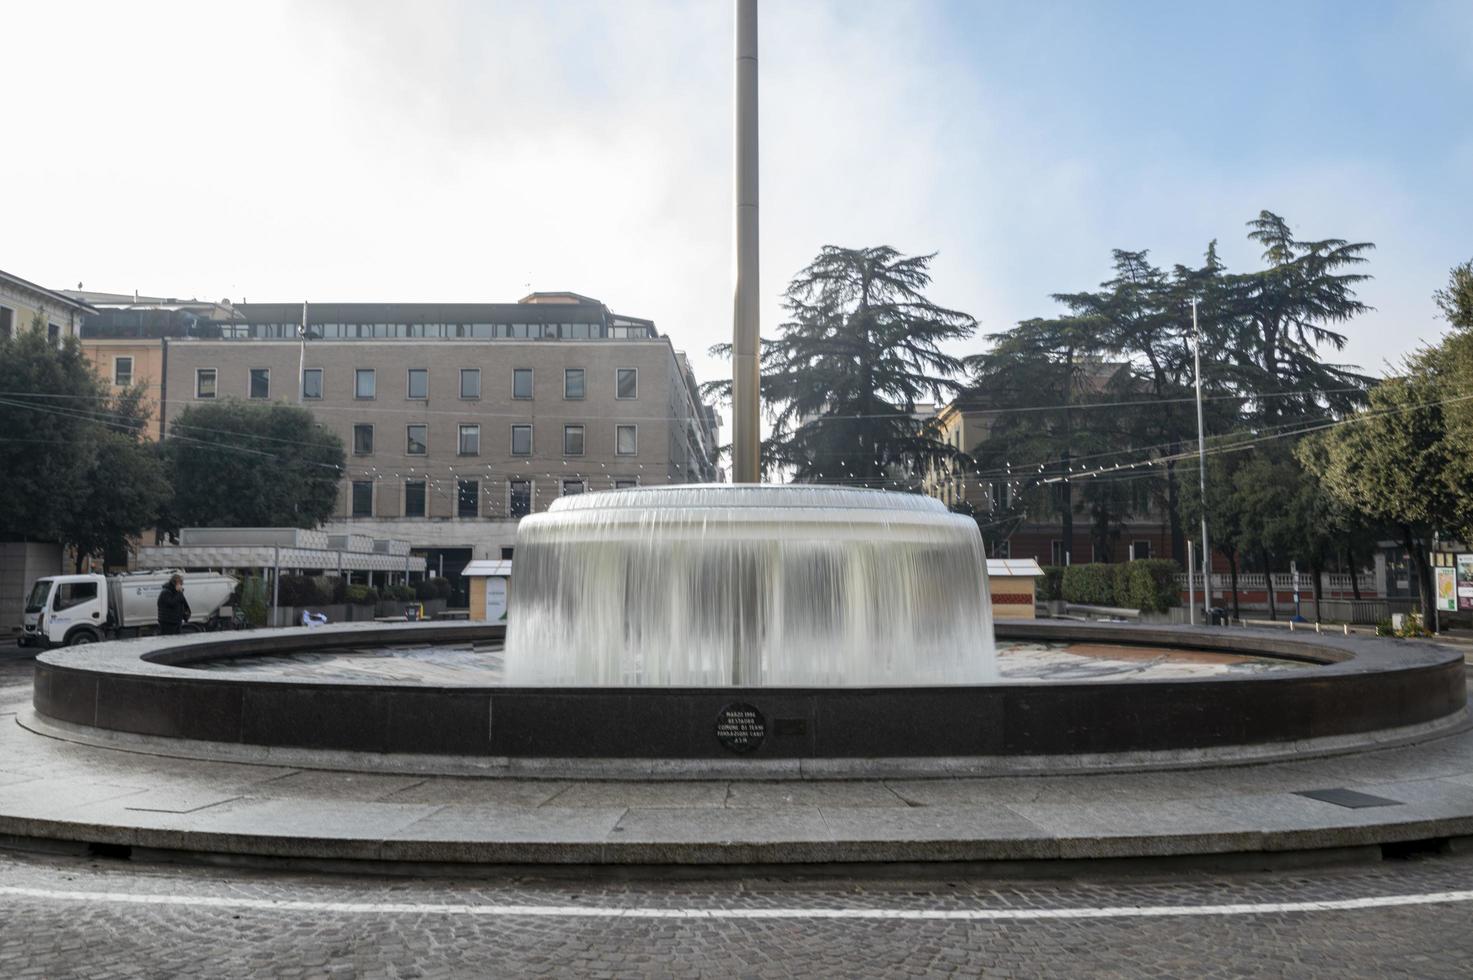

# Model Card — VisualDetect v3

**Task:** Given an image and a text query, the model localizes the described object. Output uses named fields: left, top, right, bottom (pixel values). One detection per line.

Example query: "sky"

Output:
left=7, top=0, right=1472, bottom=428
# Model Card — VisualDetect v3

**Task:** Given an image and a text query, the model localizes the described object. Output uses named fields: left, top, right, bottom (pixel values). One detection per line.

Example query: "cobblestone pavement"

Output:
left=2, top=841, right=1472, bottom=977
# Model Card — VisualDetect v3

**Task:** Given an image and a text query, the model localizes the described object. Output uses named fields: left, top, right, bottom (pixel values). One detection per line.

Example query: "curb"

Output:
left=3, top=810, right=1472, bottom=867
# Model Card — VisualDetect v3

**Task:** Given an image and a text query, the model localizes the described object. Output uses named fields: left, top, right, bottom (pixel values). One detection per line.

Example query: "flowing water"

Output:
left=503, top=485, right=996, bottom=687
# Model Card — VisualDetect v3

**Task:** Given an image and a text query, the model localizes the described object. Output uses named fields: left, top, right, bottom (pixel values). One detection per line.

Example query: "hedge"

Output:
left=240, top=576, right=268, bottom=628
left=278, top=574, right=332, bottom=607
left=343, top=584, right=380, bottom=605
left=1125, top=559, right=1182, bottom=613
left=415, top=578, right=452, bottom=600
left=1035, top=565, right=1065, bottom=602
left=1060, top=560, right=1181, bottom=612
left=1061, top=564, right=1116, bottom=605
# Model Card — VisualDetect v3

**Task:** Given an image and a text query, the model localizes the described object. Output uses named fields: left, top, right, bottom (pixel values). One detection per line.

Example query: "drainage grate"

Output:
left=1295, top=788, right=1403, bottom=809
left=86, top=842, right=133, bottom=861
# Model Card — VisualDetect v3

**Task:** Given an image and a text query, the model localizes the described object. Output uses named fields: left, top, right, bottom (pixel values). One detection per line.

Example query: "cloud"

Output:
left=3, top=0, right=1467, bottom=434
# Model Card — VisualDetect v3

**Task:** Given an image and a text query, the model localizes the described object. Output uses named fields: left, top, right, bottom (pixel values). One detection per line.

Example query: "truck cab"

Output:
left=21, top=574, right=107, bottom=647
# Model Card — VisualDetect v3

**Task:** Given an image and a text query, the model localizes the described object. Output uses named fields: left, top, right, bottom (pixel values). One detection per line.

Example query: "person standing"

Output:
left=157, top=574, right=191, bottom=636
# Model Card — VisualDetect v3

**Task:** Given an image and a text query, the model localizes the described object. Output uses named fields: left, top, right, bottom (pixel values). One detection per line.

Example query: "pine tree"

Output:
left=1233, top=210, right=1374, bottom=421
left=709, top=246, right=976, bottom=485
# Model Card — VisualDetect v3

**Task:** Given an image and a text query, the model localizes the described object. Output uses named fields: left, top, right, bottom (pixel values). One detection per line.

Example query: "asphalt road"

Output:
left=4, top=654, right=1473, bottom=978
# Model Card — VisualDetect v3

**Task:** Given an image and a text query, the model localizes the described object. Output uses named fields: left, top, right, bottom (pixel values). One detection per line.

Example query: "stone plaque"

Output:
left=715, top=702, right=766, bottom=753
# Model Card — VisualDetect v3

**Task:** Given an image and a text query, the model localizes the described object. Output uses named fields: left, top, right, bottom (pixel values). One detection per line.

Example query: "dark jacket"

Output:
left=157, top=582, right=191, bottom=626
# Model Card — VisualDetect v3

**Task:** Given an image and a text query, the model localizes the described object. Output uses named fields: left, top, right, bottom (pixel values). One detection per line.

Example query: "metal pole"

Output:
left=298, top=300, right=308, bottom=404
left=271, top=545, right=280, bottom=628
left=1432, top=530, right=1441, bottom=634
left=731, top=0, right=761, bottom=484
left=1192, top=298, right=1211, bottom=622
left=1187, top=540, right=1196, bottom=626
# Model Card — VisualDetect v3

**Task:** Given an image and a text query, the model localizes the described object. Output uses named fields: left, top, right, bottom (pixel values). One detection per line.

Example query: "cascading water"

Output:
left=505, top=485, right=995, bottom=687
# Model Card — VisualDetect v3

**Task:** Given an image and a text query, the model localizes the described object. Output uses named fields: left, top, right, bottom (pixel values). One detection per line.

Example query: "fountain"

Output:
left=21, top=0, right=1467, bottom=775
left=505, top=485, right=995, bottom=688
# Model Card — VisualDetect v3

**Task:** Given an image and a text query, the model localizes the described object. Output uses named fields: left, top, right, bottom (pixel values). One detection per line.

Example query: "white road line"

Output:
left=1, top=885, right=1472, bottom=920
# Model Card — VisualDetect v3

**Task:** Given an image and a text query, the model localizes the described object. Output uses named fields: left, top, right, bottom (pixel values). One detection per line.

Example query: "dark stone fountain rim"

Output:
left=32, top=620, right=1465, bottom=763
left=32, top=619, right=1444, bottom=687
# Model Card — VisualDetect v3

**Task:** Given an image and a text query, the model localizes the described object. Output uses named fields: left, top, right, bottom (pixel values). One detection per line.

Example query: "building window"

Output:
left=460, top=368, right=480, bottom=399
left=407, top=368, right=428, bottom=399
left=511, top=424, right=532, bottom=456
left=616, top=368, right=637, bottom=399
left=355, top=368, right=376, bottom=399
left=563, top=424, right=584, bottom=456
left=113, top=357, right=134, bottom=386
left=353, top=424, right=374, bottom=455
left=457, top=479, right=479, bottom=518
left=302, top=368, right=323, bottom=399
left=615, top=424, right=637, bottom=456
left=47, top=323, right=60, bottom=345
left=249, top=367, right=270, bottom=399
left=564, top=368, right=585, bottom=400
left=404, top=480, right=426, bottom=518
left=406, top=424, right=427, bottom=455
left=458, top=424, right=481, bottom=456
left=1131, top=540, right=1153, bottom=560
left=0, top=306, right=12, bottom=340
left=562, top=479, right=585, bottom=496
left=195, top=368, right=217, bottom=399
left=614, top=478, right=638, bottom=489
left=990, top=481, right=1010, bottom=513
left=351, top=481, right=373, bottom=517
left=512, top=368, right=533, bottom=399
left=509, top=479, right=532, bottom=518
left=1050, top=540, right=1065, bottom=566
left=500, top=546, right=515, bottom=560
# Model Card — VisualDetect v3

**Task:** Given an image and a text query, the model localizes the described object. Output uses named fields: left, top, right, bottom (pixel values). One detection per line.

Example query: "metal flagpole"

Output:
left=1192, top=298, right=1212, bottom=623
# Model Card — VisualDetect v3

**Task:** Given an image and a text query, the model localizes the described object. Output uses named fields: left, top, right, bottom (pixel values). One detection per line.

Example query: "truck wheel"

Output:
left=65, top=628, right=100, bottom=646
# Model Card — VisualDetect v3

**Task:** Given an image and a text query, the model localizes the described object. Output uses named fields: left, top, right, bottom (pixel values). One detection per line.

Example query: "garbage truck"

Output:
left=17, top=570, right=239, bottom=648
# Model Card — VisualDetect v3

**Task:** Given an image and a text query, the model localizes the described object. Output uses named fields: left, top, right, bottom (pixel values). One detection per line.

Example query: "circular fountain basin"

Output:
left=30, top=621, right=1466, bottom=774
left=183, top=637, right=1306, bottom=684
left=506, top=485, right=994, bottom=687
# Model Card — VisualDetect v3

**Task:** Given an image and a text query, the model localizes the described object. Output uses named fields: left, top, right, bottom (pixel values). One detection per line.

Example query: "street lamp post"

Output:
left=1192, top=298, right=1212, bottom=623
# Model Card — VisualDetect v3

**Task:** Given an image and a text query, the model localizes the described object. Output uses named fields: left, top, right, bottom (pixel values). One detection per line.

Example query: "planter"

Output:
left=343, top=603, right=378, bottom=622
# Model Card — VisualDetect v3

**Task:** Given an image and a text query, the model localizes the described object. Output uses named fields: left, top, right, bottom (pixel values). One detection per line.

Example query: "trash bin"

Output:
left=1209, top=607, right=1228, bottom=626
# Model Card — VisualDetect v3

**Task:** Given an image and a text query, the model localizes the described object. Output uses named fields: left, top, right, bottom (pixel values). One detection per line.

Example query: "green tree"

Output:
left=965, top=314, right=1113, bottom=564
left=0, top=322, right=168, bottom=566
left=0, top=324, right=106, bottom=542
left=1303, top=370, right=1468, bottom=624
left=1045, top=245, right=1245, bottom=563
left=67, top=432, right=171, bottom=570
left=964, top=211, right=1375, bottom=574
left=164, top=401, right=345, bottom=529
left=1179, top=454, right=1250, bottom=619
left=1434, top=259, right=1473, bottom=330
left=707, top=246, right=976, bottom=484
left=1304, top=261, right=1473, bottom=625
left=1231, top=211, right=1373, bottom=421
